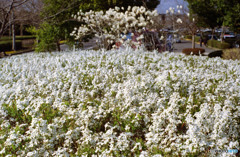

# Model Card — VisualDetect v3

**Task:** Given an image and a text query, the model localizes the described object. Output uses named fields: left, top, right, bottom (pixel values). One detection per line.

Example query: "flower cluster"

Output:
left=0, top=49, right=239, bottom=156
left=70, top=6, right=158, bottom=49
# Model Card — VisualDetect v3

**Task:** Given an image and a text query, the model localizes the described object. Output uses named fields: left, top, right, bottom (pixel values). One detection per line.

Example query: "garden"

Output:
left=1, top=1, right=240, bottom=157
left=0, top=48, right=240, bottom=156
left=0, top=37, right=240, bottom=155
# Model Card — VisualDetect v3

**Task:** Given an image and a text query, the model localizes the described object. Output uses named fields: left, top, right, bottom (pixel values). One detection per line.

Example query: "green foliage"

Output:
left=195, top=36, right=200, bottom=42
left=39, top=103, right=62, bottom=123
left=185, top=35, right=192, bottom=40
left=2, top=103, right=32, bottom=126
left=207, top=39, right=231, bottom=49
left=0, top=35, right=35, bottom=51
left=81, top=0, right=160, bottom=11
left=0, top=40, right=22, bottom=51
left=28, top=23, right=61, bottom=52
left=35, top=0, right=160, bottom=52
left=0, top=103, right=32, bottom=155
left=222, top=48, right=240, bottom=60
left=0, top=35, right=35, bottom=41
left=185, top=0, right=221, bottom=28
left=213, top=0, right=240, bottom=30
left=225, top=3, right=240, bottom=33
left=114, top=0, right=160, bottom=11
left=185, top=35, right=200, bottom=42
left=185, top=0, right=240, bottom=32
left=33, top=0, right=82, bottom=52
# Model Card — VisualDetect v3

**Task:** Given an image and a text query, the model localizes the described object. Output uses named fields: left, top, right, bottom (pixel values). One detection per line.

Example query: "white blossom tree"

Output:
left=166, top=5, right=199, bottom=49
left=70, top=6, right=158, bottom=50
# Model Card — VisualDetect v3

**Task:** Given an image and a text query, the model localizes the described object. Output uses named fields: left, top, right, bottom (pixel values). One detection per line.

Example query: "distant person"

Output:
left=125, top=32, right=132, bottom=40
left=204, top=36, right=208, bottom=47
left=166, top=34, right=173, bottom=51
left=200, top=36, right=203, bottom=47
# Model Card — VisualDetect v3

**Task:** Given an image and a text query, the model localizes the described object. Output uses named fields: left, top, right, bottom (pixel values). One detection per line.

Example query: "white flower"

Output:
left=0, top=148, right=5, bottom=154
left=0, top=39, right=240, bottom=156
left=176, top=18, right=182, bottom=24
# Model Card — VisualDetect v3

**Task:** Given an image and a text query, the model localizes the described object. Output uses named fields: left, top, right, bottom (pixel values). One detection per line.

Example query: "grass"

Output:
left=0, top=35, right=36, bottom=41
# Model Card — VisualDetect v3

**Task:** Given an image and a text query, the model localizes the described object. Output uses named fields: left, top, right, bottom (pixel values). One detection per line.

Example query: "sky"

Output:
left=156, top=0, right=188, bottom=14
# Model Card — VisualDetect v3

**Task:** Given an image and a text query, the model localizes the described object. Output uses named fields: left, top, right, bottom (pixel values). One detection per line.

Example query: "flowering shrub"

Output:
left=70, top=6, right=158, bottom=49
left=222, top=48, right=240, bottom=60
left=0, top=49, right=240, bottom=156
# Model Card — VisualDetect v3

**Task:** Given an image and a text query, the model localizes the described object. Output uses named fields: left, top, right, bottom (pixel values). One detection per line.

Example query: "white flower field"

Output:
left=0, top=49, right=239, bottom=156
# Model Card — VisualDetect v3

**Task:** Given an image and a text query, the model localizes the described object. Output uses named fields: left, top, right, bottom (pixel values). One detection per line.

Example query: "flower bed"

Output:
left=0, top=49, right=239, bottom=156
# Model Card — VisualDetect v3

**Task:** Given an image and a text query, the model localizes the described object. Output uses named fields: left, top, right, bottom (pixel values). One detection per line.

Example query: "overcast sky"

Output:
left=156, top=0, right=188, bottom=14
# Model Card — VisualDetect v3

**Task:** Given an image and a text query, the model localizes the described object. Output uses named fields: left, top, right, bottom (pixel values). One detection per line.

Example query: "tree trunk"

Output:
left=56, top=41, right=61, bottom=52
left=9, top=26, right=11, bottom=38
left=192, top=34, right=195, bottom=49
left=220, top=25, right=225, bottom=43
left=9, top=16, right=11, bottom=38
left=20, top=23, right=24, bottom=36
left=211, top=28, right=215, bottom=40
left=12, top=12, right=16, bottom=51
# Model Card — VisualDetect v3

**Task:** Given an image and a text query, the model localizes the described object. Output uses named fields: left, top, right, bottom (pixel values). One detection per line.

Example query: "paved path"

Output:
left=60, top=38, right=97, bottom=51
left=173, top=40, right=216, bottom=55
left=35, top=39, right=218, bottom=55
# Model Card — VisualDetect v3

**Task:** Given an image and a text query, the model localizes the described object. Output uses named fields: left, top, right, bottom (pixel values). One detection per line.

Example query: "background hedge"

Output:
left=222, top=48, right=240, bottom=60
left=0, top=40, right=22, bottom=52
left=207, top=39, right=231, bottom=49
left=185, top=35, right=200, bottom=42
left=0, top=35, right=36, bottom=41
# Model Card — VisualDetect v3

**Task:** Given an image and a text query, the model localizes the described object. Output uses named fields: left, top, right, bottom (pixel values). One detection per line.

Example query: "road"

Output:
left=2, top=39, right=215, bottom=58
left=62, top=39, right=216, bottom=56
left=173, top=40, right=216, bottom=55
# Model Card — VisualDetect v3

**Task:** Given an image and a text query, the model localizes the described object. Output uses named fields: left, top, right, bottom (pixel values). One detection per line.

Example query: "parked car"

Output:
left=236, top=34, right=240, bottom=39
left=207, top=35, right=218, bottom=40
left=233, top=40, right=240, bottom=48
left=224, top=32, right=235, bottom=39
left=173, top=34, right=181, bottom=43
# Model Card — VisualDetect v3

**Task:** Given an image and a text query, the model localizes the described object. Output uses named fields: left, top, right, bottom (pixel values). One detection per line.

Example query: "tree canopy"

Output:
left=185, top=0, right=240, bottom=32
left=78, top=0, right=160, bottom=11
left=185, top=0, right=220, bottom=29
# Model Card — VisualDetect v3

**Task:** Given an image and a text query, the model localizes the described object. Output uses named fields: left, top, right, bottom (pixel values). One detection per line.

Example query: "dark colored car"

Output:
left=236, top=34, right=240, bottom=39
left=207, top=35, right=218, bottom=40
left=234, top=40, right=240, bottom=48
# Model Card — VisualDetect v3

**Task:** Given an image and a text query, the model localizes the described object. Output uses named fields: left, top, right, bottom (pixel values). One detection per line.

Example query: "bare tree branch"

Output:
left=42, top=1, right=80, bottom=21
left=0, top=0, right=42, bottom=37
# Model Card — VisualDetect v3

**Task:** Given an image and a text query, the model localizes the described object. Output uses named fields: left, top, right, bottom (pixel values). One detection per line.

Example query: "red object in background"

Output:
left=115, top=42, right=122, bottom=48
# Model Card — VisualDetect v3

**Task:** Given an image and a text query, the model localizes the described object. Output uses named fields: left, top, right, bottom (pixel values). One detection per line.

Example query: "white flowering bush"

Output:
left=0, top=49, right=240, bottom=156
left=70, top=6, right=158, bottom=49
